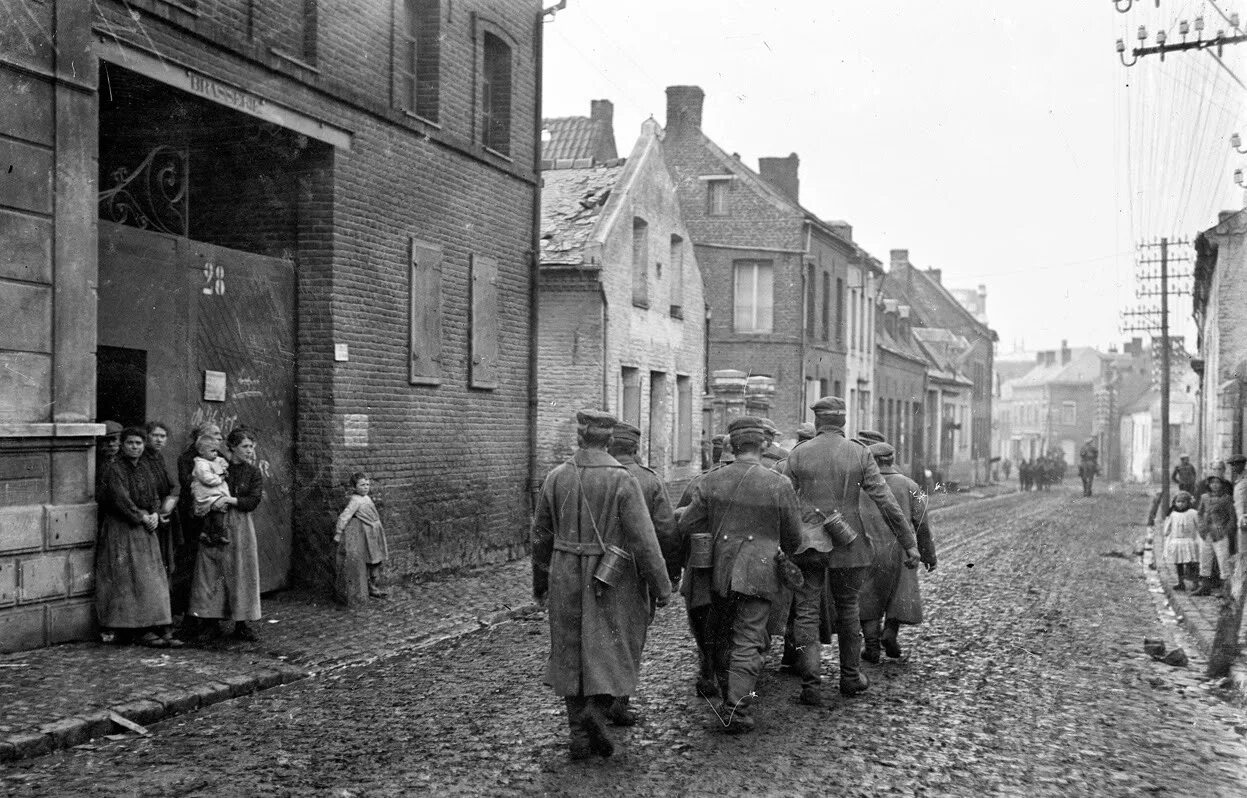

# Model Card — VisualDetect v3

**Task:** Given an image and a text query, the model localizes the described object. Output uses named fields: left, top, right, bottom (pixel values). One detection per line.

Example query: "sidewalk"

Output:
left=0, top=559, right=536, bottom=764
left=1146, top=527, right=1247, bottom=704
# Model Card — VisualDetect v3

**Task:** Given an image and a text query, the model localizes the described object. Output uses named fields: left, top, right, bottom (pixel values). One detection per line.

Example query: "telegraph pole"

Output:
left=1121, top=238, right=1192, bottom=519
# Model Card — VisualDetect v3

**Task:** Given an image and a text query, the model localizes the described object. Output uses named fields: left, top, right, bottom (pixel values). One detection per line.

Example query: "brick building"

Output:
left=0, top=0, right=543, bottom=651
left=661, top=85, right=858, bottom=436
left=537, top=116, right=705, bottom=481
left=874, top=300, right=929, bottom=479
left=883, top=250, right=996, bottom=484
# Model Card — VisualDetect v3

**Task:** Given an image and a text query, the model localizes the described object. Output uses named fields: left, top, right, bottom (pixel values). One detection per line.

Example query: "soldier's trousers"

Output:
left=791, top=561, right=828, bottom=690
left=828, top=566, right=868, bottom=685
left=707, top=592, right=771, bottom=707
left=685, top=601, right=715, bottom=687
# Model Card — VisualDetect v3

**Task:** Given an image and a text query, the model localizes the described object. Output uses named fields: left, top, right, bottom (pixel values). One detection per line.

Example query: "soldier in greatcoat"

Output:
left=678, top=416, right=802, bottom=733
left=862, top=442, right=935, bottom=661
left=605, top=421, right=680, bottom=726
left=531, top=410, right=672, bottom=760
left=777, top=397, right=918, bottom=703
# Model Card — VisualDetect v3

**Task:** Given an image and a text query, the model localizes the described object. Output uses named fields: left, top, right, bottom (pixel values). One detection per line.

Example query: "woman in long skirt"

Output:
left=189, top=427, right=264, bottom=642
left=96, top=427, right=182, bottom=647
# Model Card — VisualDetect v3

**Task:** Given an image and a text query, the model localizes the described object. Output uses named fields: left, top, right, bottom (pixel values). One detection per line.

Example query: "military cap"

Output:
left=102, top=420, right=124, bottom=436
left=1228, top=453, right=1247, bottom=466
left=868, top=442, right=895, bottom=459
left=758, top=417, right=779, bottom=436
left=711, top=433, right=729, bottom=446
left=727, top=416, right=767, bottom=439
left=576, top=409, right=617, bottom=430
left=857, top=429, right=885, bottom=444
left=1179, top=454, right=1190, bottom=460
left=795, top=422, right=817, bottom=442
left=810, top=396, right=847, bottom=414
left=612, top=422, right=642, bottom=443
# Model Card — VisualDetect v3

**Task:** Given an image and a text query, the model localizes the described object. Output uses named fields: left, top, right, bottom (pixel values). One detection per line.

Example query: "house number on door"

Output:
left=202, top=262, right=226, bottom=295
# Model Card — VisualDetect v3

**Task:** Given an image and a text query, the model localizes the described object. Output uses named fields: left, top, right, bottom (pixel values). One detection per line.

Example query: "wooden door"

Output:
left=98, top=223, right=296, bottom=591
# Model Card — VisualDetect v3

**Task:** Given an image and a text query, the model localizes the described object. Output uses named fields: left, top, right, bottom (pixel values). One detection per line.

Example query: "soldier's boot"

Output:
left=837, top=624, right=870, bottom=696
left=881, top=619, right=903, bottom=659
left=606, top=696, right=641, bottom=726
left=861, top=619, right=882, bottom=664
left=565, top=697, right=591, bottom=761
left=583, top=695, right=615, bottom=758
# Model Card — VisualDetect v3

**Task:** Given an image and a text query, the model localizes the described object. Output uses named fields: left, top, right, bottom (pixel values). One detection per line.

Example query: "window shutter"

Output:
left=470, top=253, right=499, bottom=389
left=409, top=238, right=443, bottom=384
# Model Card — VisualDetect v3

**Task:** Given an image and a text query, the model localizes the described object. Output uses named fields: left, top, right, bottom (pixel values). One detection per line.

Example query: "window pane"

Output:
left=756, top=262, right=773, bottom=332
left=734, top=263, right=754, bottom=330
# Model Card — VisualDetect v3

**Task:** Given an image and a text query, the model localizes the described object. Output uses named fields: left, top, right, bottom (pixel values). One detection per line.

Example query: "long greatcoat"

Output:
left=776, top=428, right=917, bottom=635
left=614, top=453, right=680, bottom=579
left=879, top=466, right=933, bottom=624
left=532, top=449, right=671, bottom=698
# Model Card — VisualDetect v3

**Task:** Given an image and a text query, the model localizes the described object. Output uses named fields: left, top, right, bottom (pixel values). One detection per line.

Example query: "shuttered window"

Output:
left=470, top=253, right=499, bottom=389
left=409, top=238, right=443, bottom=385
left=676, top=375, right=693, bottom=464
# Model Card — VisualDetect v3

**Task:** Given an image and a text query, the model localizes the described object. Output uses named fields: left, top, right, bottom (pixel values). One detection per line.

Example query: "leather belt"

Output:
left=553, top=539, right=604, bottom=556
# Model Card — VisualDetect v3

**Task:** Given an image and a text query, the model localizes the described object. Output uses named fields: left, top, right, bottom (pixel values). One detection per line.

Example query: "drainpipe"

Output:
left=527, top=7, right=546, bottom=514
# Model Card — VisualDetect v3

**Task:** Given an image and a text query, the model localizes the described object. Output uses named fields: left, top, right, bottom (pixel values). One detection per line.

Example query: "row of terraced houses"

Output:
left=0, top=0, right=992, bottom=652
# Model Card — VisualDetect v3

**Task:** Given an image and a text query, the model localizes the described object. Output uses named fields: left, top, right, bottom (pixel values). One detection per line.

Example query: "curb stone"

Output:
left=0, top=605, right=535, bottom=765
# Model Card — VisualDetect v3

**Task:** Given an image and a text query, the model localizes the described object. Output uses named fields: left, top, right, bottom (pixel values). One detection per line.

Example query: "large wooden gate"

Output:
left=98, top=222, right=296, bottom=591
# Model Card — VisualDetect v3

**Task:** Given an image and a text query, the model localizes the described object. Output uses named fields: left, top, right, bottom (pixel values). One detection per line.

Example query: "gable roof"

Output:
left=543, top=115, right=617, bottom=164
left=882, top=263, right=996, bottom=342
left=1007, top=348, right=1104, bottom=389
left=539, top=164, right=625, bottom=267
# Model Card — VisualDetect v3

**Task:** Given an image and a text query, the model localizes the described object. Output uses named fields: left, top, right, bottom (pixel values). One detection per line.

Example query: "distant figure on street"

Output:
left=1019, top=459, right=1031, bottom=492
left=1172, top=454, right=1197, bottom=495
left=531, top=410, right=671, bottom=760
left=861, top=442, right=934, bottom=662
left=1078, top=438, right=1100, bottom=497
left=1161, top=491, right=1199, bottom=591
left=607, top=421, right=680, bottom=726
left=334, top=471, right=389, bottom=599
left=1034, top=457, right=1049, bottom=491
left=1193, top=472, right=1236, bottom=597
left=1002, top=458, right=1012, bottom=481
left=679, top=416, right=802, bottom=730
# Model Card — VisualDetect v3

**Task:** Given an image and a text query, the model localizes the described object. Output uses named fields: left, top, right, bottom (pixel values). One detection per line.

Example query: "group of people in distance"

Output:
left=93, top=420, right=265, bottom=647
left=531, top=395, right=937, bottom=759
left=1155, top=453, right=1245, bottom=597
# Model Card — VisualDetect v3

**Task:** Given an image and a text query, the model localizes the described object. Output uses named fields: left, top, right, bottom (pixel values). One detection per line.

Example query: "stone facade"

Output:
left=538, top=121, right=705, bottom=482
left=1194, top=210, right=1247, bottom=467
left=1, top=0, right=543, bottom=650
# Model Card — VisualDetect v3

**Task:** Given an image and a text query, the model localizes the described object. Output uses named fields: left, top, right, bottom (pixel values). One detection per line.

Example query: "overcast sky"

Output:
left=540, top=0, right=1246, bottom=356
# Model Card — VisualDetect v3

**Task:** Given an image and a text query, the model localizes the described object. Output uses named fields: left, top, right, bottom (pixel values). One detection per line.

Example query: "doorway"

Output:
left=96, top=346, right=147, bottom=428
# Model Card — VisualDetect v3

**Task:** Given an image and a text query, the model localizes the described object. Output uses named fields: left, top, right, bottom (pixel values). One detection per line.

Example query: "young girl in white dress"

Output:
left=1162, top=491, right=1199, bottom=591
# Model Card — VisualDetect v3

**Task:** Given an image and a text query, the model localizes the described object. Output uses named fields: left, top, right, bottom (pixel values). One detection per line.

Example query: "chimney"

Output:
left=758, top=153, right=800, bottom=203
left=589, top=99, right=618, bottom=162
left=665, top=85, right=704, bottom=137
left=1060, top=340, right=1071, bottom=365
left=890, top=249, right=910, bottom=285
left=926, top=268, right=941, bottom=284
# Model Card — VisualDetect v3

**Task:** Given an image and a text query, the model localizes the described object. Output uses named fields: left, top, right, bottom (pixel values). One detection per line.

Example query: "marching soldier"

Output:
left=606, top=422, right=680, bottom=726
left=678, top=416, right=802, bottom=732
left=778, top=397, right=918, bottom=704
left=531, top=410, right=672, bottom=760
left=759, top=418, right=790, bottom=469
left=863, top=442, right=935, bottom=661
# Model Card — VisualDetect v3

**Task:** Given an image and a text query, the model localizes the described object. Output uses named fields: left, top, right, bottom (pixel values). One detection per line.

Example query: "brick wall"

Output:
left=536, top=273, right=605, bottom=477
left=89, top=1, right=544, bottom=588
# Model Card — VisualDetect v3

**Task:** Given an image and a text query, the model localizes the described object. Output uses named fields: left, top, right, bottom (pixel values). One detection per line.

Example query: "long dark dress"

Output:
left=140, top=448, right=178, bottom=576
left=189, top=459, right=263, bottom=622
left=95, top=455, right=173, bottom=628
left=171, top=445, right=202, bottom=615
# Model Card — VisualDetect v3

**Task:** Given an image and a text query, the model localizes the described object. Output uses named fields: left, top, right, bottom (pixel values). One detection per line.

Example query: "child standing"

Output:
left=1161, top=491, right=1199, bottom=591
left=334, top=472, right=389, bottom=598
left=1195, top=474, right=1236, bottom=596
left=190, top=438, right=231, bottom=547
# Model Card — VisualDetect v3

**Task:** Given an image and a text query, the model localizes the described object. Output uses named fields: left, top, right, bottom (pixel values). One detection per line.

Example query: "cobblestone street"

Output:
left=4, top=489, right=1246, bottom=796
